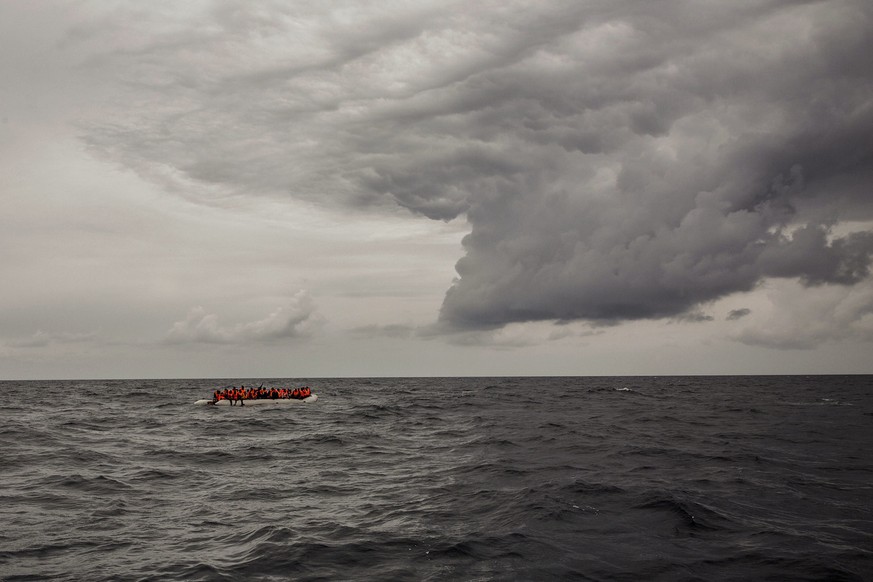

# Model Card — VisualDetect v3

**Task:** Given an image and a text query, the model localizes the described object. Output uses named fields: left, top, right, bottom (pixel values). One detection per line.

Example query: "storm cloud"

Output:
left=73, top=1, right=873, bottom=334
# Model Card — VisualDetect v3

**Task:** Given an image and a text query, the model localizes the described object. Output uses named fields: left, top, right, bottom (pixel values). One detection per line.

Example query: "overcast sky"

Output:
left=2, top=0, right=872, bottom=379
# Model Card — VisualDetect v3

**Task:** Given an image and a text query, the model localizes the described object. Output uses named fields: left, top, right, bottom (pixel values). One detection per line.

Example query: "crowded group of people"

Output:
left=212, top=385, right=312, bottom=405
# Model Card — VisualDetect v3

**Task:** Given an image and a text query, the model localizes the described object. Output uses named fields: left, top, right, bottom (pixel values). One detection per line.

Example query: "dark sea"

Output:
left=1, top=376, right=872, bottom=581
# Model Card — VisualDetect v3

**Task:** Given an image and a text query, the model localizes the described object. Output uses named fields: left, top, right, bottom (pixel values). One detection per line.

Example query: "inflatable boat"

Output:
left=195, top=394, right=318, bottom=406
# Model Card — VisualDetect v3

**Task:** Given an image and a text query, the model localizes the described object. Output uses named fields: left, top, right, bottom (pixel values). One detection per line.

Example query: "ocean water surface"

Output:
left=1, top=376, right=871, bottom=581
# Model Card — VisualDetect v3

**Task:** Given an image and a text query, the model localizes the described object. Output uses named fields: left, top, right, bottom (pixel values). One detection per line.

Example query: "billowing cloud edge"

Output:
left=164, top=291, right=321, bottom=345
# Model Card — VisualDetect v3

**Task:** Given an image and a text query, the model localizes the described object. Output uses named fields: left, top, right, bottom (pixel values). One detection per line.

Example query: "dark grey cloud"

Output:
left=726, top=308, right=751, bottom=321
left=434, top=0, right=873, bottom=329
left=674, top=312, right=715, bottom=324
left=73, top=1, right=873, bottom=338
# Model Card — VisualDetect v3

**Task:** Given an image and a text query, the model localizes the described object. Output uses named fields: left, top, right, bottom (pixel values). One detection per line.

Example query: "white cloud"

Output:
left=165, top=291, right=320, bottom=345
left=733, top=280, right=873, bottom=350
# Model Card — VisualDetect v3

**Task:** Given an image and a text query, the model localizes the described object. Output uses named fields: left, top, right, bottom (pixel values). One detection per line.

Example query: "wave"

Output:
left=35, top=473, right=132, bottom=494
left=633, top=491, right=738, bottom=533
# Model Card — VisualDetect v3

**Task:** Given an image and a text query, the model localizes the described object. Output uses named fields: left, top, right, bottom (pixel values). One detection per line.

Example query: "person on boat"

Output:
left=207, top=385, right=314, bottom=403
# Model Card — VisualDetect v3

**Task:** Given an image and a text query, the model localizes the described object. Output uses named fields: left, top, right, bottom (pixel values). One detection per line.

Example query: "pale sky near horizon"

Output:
left=2, top=1, right=872, bottom=380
